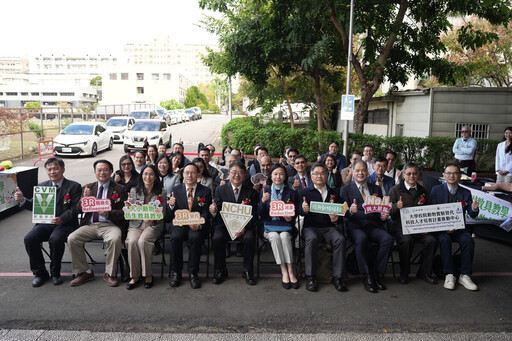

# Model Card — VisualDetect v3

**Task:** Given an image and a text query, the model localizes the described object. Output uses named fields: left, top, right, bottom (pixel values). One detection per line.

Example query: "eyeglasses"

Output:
left=444, top=172, right=459, bottom=176
left=374, top=164, right=386, bottom=169
left=121, top=163, right=132, bottom=167
left=294, top=161, right=305, bottom=165
left=404, top=172, right=418, bottom=176
left=311, top=172, right=327, bottom=176
left=461, top=130, right=471, bottom=133
left=229, top=171, right=244, bottom=176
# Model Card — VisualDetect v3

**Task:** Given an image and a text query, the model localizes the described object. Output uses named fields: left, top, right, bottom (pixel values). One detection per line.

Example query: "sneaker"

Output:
left=444, top=274, right=456, bottom=290
left=459, top=274, right=478, bottom=291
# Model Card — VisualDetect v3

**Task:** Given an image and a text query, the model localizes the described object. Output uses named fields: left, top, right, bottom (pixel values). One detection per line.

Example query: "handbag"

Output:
left=264, top=221, right=292, bottom=233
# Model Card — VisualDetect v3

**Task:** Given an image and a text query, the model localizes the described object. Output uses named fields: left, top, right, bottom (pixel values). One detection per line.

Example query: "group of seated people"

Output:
left=16, top=140, right=483, bottom=294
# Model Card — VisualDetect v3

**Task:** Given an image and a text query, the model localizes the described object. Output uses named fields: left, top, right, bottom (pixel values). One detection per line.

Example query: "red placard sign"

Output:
left=269, top=200, right=295, bottom=217
left=33, top=137, right=54, bottom=166
left=80, top=196, right=112, bottom=213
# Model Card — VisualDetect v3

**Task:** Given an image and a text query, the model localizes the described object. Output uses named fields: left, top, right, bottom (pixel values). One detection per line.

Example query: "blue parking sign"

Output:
left=340, top=95, right=355, bottom=120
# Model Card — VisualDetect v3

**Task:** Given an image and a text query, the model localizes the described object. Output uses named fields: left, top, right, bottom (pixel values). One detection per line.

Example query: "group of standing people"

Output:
left=21, top=129, right=510, bottom=293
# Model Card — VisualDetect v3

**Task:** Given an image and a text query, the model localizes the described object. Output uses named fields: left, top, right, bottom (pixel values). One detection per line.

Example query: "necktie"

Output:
left=234, top=187, right=239, bottom=201
left=302, top=177, right=307, bottom=189
left=187, top=187, right=193, bottom=211
left=93, top=184, right=104, bottom=223
left=359, top=185, right=366, bottom=201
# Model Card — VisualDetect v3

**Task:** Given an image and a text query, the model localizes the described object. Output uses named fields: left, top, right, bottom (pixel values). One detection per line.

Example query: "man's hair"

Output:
left=385, top=150, right=397, bottom=158
left=444, top=163, right=460, bottom=173
left=44, top=157, right=64, bottom=169
left=329, top=140, right=340, bottom=147
left=293, top=154, right=306, bottom=163
left=93, top=159, right=113, bottom=172
left=363, top=144, right=374, bottom=150
left=287, top=147, right=299, bottom=156
left=199, top=146, right=211, bottom=155
left=351, top=151, right=362, bottom=158
left=229, top=161, right=246, bottom=172
left=402, top=162, right=419, bottom=173
left=183, top=161, right=201, bottom=174
left=311, top=163, right=328, bottom=174
left=374, top=156, right=387, bottom=164
left=133, top=150, right=146, bottom=158
left=256, top=146, right=268, bottom=155
left=352, top=159, right=368, bottom=170
left=172, top=142, right=184, bottom=149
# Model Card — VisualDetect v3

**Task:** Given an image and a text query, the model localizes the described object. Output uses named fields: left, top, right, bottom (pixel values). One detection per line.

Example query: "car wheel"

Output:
left=108, top=138, right=113, bottom=150
left=293, top=112, right=299, bottom=120
left=124, top=145, right=129, bottom=153
left=91, top=143, right=97, bottom=157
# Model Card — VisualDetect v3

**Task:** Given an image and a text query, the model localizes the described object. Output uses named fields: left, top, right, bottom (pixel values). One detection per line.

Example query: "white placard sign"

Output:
left=400, top=202, right=465, bottom=235
left=220, top=202, right=253, bottom=240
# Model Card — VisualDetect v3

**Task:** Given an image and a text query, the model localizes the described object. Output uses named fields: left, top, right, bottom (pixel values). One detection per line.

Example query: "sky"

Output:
left=2, top=0, right=219, bottom=57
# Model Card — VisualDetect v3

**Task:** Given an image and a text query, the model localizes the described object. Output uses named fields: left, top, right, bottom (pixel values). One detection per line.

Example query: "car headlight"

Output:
left=150, top=135, right=160, bottom=140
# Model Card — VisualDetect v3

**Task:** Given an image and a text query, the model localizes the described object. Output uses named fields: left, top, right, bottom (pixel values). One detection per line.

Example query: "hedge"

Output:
left=221, top=117, right=500, bottom=172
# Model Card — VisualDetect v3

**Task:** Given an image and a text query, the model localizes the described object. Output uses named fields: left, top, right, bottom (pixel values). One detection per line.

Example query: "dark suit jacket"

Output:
left=327, top=171, right=342, bottom=191
left=77, top=181, right=127, bottom=229
left=169, top=183, right=212, bottom=230
left=288, top=173, right=314, bottom=192
left=340, top=181, right=384, bottom=230
left=367, top=172, right=395, bottom=195
left=429, top=183, right=479, bottom=226
left=213, top=183, right=259, bottom=231
left=299, top=186, right=341, bottom=228
left=258, top=186, right=299, bottom=237
left=389, top=181, right=429, bottom=230
left=22, top=178, right=82, bottom=229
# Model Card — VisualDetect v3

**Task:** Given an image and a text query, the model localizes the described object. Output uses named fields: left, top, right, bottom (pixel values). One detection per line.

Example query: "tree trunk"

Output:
left=353, top=87, right=374, bottom=133
left=285, top=97, right=295, bottom=129
left=270, top=65, right=295, bottom=129
left=313, top=69, right=324, bottom=132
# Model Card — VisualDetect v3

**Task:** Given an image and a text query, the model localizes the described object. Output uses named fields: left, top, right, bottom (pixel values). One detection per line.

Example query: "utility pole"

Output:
left=342, top=0, right=354, bottom=157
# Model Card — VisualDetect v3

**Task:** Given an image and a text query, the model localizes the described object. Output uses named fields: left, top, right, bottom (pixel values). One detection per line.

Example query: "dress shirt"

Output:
left=314, top=185, right=328, bottom=202
left=448, top=185, right=458, bottom=195
left=53, top=179, right=64, bottom=188
left=298, top=174, right=308, bottom=188
left=496, top=141, right=512, bottom=174
left=357, top=182, right=370, bottom=197
left=453, top=137, right=477, bottom=161
left=92, top=181, right=111, bottom=223
left=385, top=167, right=400, bottom=184
left=231, top=184, right=241, bottom=200
left=364, top=157, right=376, bottom=175
left=404, top=182, right=417, bottom=191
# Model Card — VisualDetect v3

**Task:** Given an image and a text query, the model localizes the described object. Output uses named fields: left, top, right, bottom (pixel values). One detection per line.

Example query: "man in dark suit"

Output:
left=288, top=154, right=314, bottom=191
left=209, top=161, right=259, bottom=285
left=299, top=163, right=346, bottom=292
left=167, top=163, right=212, bottom=289
left=367, top=156, right=396, bottom=194
left=67, top=159, right=127, bottom=287
left=15, top=157, right=81, bottom=287
left=430, top=163, right=480, bottom=291
left=340, top=160, right=393, bottom=293
left=318, top=140, right=347, bottom=172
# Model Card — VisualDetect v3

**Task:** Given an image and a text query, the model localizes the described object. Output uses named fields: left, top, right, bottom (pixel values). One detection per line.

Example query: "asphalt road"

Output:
left=1, top=114, right=511, bottom=338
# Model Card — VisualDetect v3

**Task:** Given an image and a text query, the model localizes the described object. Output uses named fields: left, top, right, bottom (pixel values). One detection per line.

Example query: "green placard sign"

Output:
left=32, top=186, right=56, bottom=223
left=310, top=201, right=349, bottom=216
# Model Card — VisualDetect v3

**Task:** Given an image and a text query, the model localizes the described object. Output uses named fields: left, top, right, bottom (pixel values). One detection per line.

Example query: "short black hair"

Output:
left=256, top=146, right=268, bottom=155
left=199, top=146, right=211, bottom=154
left=311, top=163, right=328, bottom=174
left=363, top=144, right=374, bottom=150
left=374, top=156, right=387, bottom=164
left=183, top=161, right=201, bottom=174
left=287, top=147, right=299, bottom=156
left=229, top=161, right=246, bottom=172
left=44, top=157, right=64, bottom=169
left=93, top=159, right=113, bottom=172
left=351, top=151, right=362, bottom=158
left=329, top=140, right=340, bottom=147
left=444, top=163, right=460, bottom=173
left=385, top=150, right=397, bottom=158
left=133, top=150, right=146, bottom=158
left=293, top=154, right=306, bottom=163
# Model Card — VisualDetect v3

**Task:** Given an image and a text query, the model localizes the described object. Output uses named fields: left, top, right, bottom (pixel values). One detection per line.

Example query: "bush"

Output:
left=26, top=121, right=45, bottom=139
left=221, top=117, right=500, bottom=171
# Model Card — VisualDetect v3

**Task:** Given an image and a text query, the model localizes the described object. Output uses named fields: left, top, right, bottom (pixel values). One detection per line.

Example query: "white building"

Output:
left=30, top=54, right=117, bottom=75
left=122, top=35, right=217, bottom=86
left=101, top=64, right=192, bottom=105
left=0, top=56, right=29, bottom=74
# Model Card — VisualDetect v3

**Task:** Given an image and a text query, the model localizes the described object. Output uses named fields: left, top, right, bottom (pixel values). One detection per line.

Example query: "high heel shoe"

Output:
left=126, top=278, right=140, bottom=290
left=291, top=281, right=300, bottom=289
left=281, top=281, right=291, bottom=289
left=144, top=277, right=153, bottom=289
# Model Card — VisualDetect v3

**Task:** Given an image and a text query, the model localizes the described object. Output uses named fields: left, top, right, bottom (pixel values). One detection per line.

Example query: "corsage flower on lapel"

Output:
left=157, top=194, right=164, bottom=204
left=329, top=194, right=335, bottom=203
left=111, top=190, right=120, bottom=203
left=458, top=200, right=467, bottom=207
left=417, top=193, right=426, bottom=205
left=63, top=193, right=71, bottom=204
left=242, top=198, right=251, bottom=205
left=286, top=198, right=292, bottom=203
left=197, top=197, right=206, bottom=207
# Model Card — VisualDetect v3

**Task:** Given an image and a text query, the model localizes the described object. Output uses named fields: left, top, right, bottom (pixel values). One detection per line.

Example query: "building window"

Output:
left=121, top=73, right=128, bottom=80
left=455, top=123, right=489, bottom=139
left=136, top=73, right=144, bottom=80
left=366, top=109, right=389, bottom=125
left=42, top=92, right=58, bottom=96
left=6, top=92, right=18, bottom=96
left=109, top=72, right=117, bottom=80
left=31, top=92, right=39, bottom=96
left=152, top=73, right=159, bottom=80
left=137, top=87, right=144, bottom=94
left=21, top=92, right=29, bottom=96
left=60, top=92, right=75, bottom=96
left=163, top=73, right=171, bottom=80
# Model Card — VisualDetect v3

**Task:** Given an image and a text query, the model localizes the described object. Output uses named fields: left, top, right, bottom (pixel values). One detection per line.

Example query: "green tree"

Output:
left=90, top=76, right=102, bottom=86
left=160, top=99, right=185, bottom=110
left=24, top=102, right=41, bottom=108
left=184, top=86, right=209, bottom=109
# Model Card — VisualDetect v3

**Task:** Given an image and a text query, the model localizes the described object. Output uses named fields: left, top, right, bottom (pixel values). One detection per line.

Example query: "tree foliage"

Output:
left=200, top=0, right=512, bottom=132
left=90, top=76, right=102, bottom=86
left=160, top=99, right=185, bottom=110
left=184, top=86, right=209, bottom=109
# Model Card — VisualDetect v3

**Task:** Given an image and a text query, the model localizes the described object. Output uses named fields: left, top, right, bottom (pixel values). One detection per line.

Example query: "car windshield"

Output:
left=60, top=125, right=94, bottom=135
left=186, top=110, right=194, bottom=114
left=156, top=109, right=165, bottom=116
left=130, top=111, right=150, bottom=119
left=131, top=122, right=161, bottom=131
left=106, top=119, right=127, bottom=127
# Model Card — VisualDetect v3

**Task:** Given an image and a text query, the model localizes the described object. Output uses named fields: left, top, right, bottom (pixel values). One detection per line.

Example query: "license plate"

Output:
left=62, top=147, right=72, bottom=153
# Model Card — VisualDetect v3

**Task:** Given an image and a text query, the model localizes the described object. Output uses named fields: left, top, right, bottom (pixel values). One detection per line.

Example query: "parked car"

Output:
left=129, top=109, right=159, bottom=120
left=177, top=109, right=189, bottom=122
left=167, top=110, right=180, bottom=124
left=156, top=108, right=172, bottom=125
left=185, top=108, right=198, bottom=121
left=105, top=116, right=136, bottom=143
left=191, top=106, right=202, bottom=119
left=123, top=119, right=172, bottom=153
left=53, top=122, right=113, bottom=157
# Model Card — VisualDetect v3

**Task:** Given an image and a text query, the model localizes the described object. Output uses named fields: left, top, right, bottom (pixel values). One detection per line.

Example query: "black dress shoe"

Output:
left=332, top=277, right=348, bottom=292
left=51, top=276, right=63, bottom=286
left=363, top=274, right=378, bottom=293
left=417, top=273, right=438, bottom=285
left=282, top=281, right=291, bottom=290
left=169, top=272, right=182, bottom=287
left=374, top=273, right=387, bottom=290
left=32, top=273, right=49, bottom=287
left=242, top=270, right=256, bottom=285
left=144, top=281, right=153, bottom=289
left=291, top=281, right=300, bottom=289
left=398, top=275, right=409, bottom=285
left=126, top=279, right=140, bottom=290
left=189, top=273, right=201, bottom=289
left=212, top=269, right=227, bottom=284
left=306, top=276, right=317, bottom=292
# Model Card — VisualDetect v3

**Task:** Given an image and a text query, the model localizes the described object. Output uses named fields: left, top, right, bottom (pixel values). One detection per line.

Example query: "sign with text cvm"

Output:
left=32, top=186, right=56, bottom=223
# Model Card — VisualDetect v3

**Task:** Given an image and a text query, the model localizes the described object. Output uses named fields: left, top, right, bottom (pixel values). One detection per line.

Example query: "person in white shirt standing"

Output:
left=452, top=125, right=477, bottom=175
left=496, top=126, right=512, bottom=183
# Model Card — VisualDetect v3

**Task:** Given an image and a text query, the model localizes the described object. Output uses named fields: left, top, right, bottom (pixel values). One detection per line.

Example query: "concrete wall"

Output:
left=394, top=94, right=431, bottom=137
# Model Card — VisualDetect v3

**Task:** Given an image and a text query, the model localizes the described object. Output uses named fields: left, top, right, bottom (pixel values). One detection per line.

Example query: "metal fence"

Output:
left=0, top=104, right=155, bottom=161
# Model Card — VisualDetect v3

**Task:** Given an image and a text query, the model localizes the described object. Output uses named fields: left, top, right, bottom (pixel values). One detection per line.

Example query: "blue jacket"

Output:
left=428, top=183, right=479, bottom=225
left=367, top=172, right=395, bottom=196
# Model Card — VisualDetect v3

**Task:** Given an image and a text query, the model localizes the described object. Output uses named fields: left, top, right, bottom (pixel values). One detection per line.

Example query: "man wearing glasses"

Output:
left=288, top=155, right=314, bottom=191
left=384, top=151, right=401, bottom=184
left=452, top=125, right=477, bottom=175
left=209, top=161, right=259, bottom=285
left=341, top=151, right=362, bottom=185
left=430, top=164, right=480, bottom=291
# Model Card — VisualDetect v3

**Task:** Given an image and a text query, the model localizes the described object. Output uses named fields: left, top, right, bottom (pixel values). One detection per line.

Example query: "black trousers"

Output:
left=454, top=159, right=474, bottom=175
left=303, top=226, right=346, bottom=278
left=212, top=225, right=255, bottom=272
left=346, top=224, right=393, bottom=275
left=24, top=223, right=75, bottom=277
left=169, top=226, right=206, bottom=274
left=389, top=228, right=438, bottom=277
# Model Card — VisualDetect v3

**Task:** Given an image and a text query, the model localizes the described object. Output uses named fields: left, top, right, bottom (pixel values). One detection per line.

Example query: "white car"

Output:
left=191, top=106, right=202, bottom=119
left=129, top=109, right=159, bottom=120
left=167, top=110, right=181, bottom=124
left=105, top=116, right=136, bottom=143
left=54, top=122, right=113, bottom=157
left=123, top=119, right=172, bottom=153
left=177, top=109, right=189, bottom=122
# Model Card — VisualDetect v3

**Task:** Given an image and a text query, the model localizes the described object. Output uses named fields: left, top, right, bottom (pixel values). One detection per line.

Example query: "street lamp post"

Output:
left=342, top=0, right=355, bottom=157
